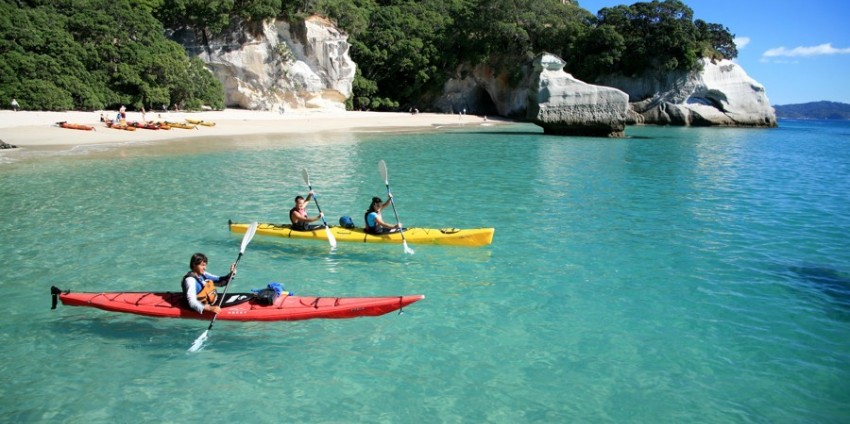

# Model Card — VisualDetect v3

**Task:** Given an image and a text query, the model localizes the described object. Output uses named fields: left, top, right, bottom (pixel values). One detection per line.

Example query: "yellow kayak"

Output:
left=164, top=121, right=198, bottom=130
left=229, top=221, right=494, bottom=247
left=185, top=118, right=215, bottom=126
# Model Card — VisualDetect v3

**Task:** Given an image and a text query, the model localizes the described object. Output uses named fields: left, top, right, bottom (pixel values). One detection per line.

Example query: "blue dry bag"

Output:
left=339, top=216, right=355, bottom=228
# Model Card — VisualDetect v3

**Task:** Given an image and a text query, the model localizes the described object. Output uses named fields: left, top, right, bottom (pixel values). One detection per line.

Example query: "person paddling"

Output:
left=290, top=191, right=324, bottom=231
left=364, top=196, right=401, bottom=234
left=182, top=253, right=236, bottom=314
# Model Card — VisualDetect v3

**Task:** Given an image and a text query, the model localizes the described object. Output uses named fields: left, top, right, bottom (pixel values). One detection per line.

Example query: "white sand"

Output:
left=0, top=109, right=506, bottom=149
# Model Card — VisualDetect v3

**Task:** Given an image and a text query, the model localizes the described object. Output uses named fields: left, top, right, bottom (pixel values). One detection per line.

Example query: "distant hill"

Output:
left=773, top=101, right=850, bottom=120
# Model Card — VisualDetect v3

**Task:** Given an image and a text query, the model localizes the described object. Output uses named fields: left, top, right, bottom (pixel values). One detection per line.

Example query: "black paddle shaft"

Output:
left=206, top=251, right=244, bottom=330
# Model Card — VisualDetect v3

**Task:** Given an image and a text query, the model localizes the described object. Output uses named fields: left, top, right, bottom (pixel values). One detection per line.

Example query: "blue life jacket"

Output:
left=181, top=271, right=205, bottom=292
left=364, top=211, right=379, bottom=234
left=181, top=272, right=217, bottom=306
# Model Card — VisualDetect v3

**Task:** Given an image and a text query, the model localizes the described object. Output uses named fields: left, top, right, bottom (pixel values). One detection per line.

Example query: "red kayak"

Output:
left=51, top=286, right=423, bottom=321
left=128, top=121, right=160, bottom=130
left=57, top=121, right=94, bottom=131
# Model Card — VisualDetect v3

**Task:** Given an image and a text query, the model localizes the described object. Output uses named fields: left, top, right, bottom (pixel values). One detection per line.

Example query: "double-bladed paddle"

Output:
left=378, top=160, right=414, bottom=255
left=302, top=168, right=337, bottom=248
left=188, top=221, right=258, bottom=353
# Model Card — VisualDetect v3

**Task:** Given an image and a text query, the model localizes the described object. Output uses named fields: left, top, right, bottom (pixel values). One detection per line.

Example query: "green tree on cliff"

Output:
left=0, top=0, right=223, bottom=111
left=571, top=0, right=737, bottom=81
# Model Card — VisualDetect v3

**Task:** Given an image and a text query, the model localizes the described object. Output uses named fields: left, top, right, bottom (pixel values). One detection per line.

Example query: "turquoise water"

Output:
left=1, top=120, right=849, bottom=422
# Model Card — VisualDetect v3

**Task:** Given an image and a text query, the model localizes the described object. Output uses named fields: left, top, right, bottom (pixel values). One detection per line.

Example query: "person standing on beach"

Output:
left=10, top=98, right=19, bottom=111
left=290, top=192, right=324, bottom=231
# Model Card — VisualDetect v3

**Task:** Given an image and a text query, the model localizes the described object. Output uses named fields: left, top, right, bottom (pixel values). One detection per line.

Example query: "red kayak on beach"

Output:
left=51, top=286, right=424, bottom=322
left=128, top=121, right=161, bottom=130
left=57, top=121, right=94, bottom=131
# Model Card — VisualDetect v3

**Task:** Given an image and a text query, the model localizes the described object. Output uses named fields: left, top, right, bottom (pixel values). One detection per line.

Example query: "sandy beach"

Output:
left=0, top=109, right=506, bottom=150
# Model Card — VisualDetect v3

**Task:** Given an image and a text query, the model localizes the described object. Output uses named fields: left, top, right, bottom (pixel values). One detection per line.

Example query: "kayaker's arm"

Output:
left=183, top=277, right=207, bottom=314
left=373, top=213, right=401, bottom=230
left=215, top=263, right=238, bottom=286
left=308, top=212, right=324, bottom=223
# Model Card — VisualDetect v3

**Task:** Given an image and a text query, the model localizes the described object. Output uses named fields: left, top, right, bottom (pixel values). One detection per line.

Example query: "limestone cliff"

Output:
left=596, top=59, right=776, bottom=127
left=527, top=53, right=629, bottom=137
left=171, top=16, right=355, bottom=111
left=438, top=57, right=775, bottom=128
left=436, top=63, right=530, bottom=118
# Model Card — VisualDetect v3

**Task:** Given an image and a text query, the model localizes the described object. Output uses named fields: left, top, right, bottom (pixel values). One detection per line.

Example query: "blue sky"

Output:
left=576, top=0, right=850, bottom=105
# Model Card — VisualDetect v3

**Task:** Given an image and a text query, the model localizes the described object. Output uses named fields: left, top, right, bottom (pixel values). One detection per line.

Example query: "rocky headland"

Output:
left=171, top=15, right=355, bottom=112
left=177, top=16, right=776, bottom=136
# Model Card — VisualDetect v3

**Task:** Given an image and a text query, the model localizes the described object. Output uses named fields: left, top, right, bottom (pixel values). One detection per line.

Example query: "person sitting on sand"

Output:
left=364, top=196, right=401, bottom=234
left=181, top=252, right=236, bottom=314
left=290, top=192, right=324, bottom=231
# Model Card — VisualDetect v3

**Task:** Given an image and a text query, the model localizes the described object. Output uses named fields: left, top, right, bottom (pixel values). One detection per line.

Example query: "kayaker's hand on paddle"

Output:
left=206, top=304, right=221, bottom=314
left=221, top=262, right=237, bottom=286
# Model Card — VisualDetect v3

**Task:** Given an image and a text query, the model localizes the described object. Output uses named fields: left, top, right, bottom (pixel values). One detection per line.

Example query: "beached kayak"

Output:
left=164, top=121, right=198, bottom=130
left=51, top=286, right=423, bottom=322
left=106, top=122, right=137, bottom=131
left=128, top=121, right=161, bottom=130
left=57, top=122, right=94, bottom=131
left=185, top=118, right=215, bottom=126
left=229, top=221, right=495, bottom=247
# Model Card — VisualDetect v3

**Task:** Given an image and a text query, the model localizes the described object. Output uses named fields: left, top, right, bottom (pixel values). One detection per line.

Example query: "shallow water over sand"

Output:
left=1, top=120, right=849, bottom=422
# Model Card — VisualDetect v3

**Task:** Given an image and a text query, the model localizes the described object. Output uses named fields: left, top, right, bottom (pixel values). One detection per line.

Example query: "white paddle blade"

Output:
left=378, top=160, right=388, bottom=184
left=302, top=168, right=310, bottom=186
left=240, top=222, right=259, bottom=253
left=325, top=227, right=337, bottom=248
left=403, top=240, right=415, bottom=255
left=188, top=330, right=208, bottom=353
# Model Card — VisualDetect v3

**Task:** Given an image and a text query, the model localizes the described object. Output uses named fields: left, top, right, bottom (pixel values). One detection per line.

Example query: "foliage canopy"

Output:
left=0, top=0, right=223, bottom=111
left=0, top=0, right=736, bottom=112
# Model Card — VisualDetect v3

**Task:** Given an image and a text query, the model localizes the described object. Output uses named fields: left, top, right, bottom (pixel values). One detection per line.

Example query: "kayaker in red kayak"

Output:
left=289, top=191, right=324, bottom=231
left=181, top=253, right=236, bottom=314
left=364, top=195, right=401, bottom=234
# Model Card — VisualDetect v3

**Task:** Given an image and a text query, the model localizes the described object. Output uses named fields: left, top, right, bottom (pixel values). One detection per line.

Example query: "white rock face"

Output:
left=436, top=63, right=530, bottom=117
left=527, top=53, right=629, bottom=136
left=177, top=15, right=355, bottom=111
left=599, top=59, right=776, bottom=126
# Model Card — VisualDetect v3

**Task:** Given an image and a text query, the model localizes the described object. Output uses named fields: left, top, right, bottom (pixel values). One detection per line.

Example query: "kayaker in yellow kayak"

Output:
left=290, top=191, right=325, bottom=231
left=364, top=196, right=402, bottom=234
left=181, top=253, right=236, bottom=314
